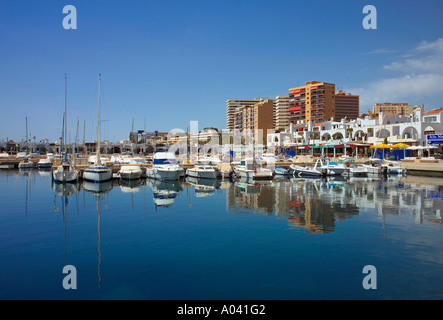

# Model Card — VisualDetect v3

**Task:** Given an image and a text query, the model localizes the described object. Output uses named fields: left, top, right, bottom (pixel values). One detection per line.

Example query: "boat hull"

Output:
left=186, top=169, right=219, bottom=179
left=145, top=167, right=181, bottom=181
left=83, top=167, right=113, bottom=182
left=53, top=170, right=79, bottom=183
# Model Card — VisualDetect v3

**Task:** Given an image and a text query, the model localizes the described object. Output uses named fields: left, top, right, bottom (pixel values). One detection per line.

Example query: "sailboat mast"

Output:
left=25, top=116, right=28, bottom=154
left=65, top=75, right=67, bottom=155
left=97, top=74, right=101, bottom=166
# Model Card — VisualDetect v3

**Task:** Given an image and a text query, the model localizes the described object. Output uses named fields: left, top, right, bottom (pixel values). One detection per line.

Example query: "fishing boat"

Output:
left=118, top=165, right=143, bottom=180
left=186, top=164, right=220, bottom=179
left=145, top=152, right=182, bottom=181
left=83, top=74, right=112, bottom=183
left=53, top=76, right=80, bottom=184
left=235, top=158, right=274, bottom=180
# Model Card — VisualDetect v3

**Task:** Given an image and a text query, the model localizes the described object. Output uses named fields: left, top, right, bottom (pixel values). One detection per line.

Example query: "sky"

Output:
left=1, top=0, right=443, bottom=143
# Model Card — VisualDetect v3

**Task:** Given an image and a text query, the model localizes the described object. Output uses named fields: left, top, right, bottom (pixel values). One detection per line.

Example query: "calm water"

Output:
left=0, top=169, right=442, bottom=300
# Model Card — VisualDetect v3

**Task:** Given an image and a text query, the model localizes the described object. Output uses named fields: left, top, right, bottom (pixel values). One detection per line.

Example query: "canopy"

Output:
left=392, top=143, right=411, bottom=149
left=370, top=143, right=391, bottom=149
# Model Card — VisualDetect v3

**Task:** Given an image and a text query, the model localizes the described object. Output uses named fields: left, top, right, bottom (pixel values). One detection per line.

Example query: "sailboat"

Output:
left=18, top=117, right=35, bottom=169
left=53, top=75, right=80, bottom=183
left=83, top=73, right=112, bottom=182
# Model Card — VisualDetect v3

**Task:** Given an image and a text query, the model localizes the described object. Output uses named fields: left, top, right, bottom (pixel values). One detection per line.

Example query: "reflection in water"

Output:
left=146, top=179, right=183, bottom=208
left=226, top=175, right=443, bottom=233
left=186, top=176, right=221, bottom=198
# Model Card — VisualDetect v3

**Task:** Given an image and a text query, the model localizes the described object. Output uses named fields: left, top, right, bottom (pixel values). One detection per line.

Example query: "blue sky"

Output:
left=1, top=0, right=443, bottom=142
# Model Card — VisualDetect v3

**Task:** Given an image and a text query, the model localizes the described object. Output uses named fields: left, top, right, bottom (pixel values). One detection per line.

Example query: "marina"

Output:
left=0, top=169, right=442, bottom=300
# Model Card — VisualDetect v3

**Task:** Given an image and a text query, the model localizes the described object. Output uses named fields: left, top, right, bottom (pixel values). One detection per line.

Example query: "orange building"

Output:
left=288, top=81, right=336, bottom=125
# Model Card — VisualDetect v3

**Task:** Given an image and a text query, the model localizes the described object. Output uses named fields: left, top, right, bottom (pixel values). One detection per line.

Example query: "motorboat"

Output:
left=361, top=159, right=383, bottom=175
left=342, top=164, right=369, bottom=178
left=145, top=152, right=182, bottom=181
left=18, top=157, right=34, bottom=169
left=83, top=74, right=112, bottom=183
left=186, top=164, right=220, bottom=179
left=274, top=167, right=291, bottom=176
left=290, top=163, right=324, bottom=177
left=38, top=157, right=53, bottom=169
left=118, top=165, right=143, bottom=180
left=0, top=153, right=9, bottom=158
left=316, top=158, right=347, bottom=176
left=146, top=179, right=182, bottom=207
left=88, top=155, right=109, bottom=165
left=235, top=158, right=274, bottom=180
left=384, top=161, right=407, bottom=175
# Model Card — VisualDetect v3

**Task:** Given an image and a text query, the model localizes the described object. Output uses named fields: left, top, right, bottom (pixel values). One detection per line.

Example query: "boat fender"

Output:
left=254, top=182, right=260, bottom=189
left=345, top=162, right=350, bottom=167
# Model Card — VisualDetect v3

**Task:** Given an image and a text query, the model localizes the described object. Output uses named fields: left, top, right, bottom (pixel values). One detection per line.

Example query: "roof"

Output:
left=424, top=108, right=443, bottom=115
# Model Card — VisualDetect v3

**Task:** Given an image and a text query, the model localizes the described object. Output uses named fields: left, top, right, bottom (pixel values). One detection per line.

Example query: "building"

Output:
left=274, top=95, right=290, bottom=131
left=288, top=81, right=336, bottom=125
left=233, top=99, right=274, bottom=140
left=334, top=90, right=359, bottom=122
left=372, top=103, right=417, bottom=117
left=226, top=98, right=268, bottom=130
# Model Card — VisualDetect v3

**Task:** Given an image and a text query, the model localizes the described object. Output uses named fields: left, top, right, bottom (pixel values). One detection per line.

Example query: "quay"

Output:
left=1, top=156, right=443, bottom=177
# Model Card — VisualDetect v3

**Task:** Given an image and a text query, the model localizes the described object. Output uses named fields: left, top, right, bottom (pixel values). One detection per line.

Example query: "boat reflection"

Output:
left=227, top=175, right=443, bottom=233
left=52, top=182, right=80, bottom=196
left=146, top=179, right=183, bottom=208
left=186, top=176, right=221, bottom=198
left=82, top=180, right=113, bottom=194
left=119, top=178, right=143, bottom=193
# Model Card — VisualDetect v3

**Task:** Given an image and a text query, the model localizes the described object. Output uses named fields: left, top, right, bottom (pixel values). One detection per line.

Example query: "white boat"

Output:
left=83, top=74, right=112, bottom=183
left=52, top=76, right=80, bottom=184
left=118, top=165, right=143, bottom=180
left=38, top=157, right=53, bottom=169
left=274, top=167, right=291, bottom=176
left=342, top=165, right=369, bottom=178
left=316, top=158, right=347, bottom=176
left=235, top=158, right=274, bottom=180
left=17, top=152, right=27, bottom=157
left=146, top=179, right=182, bottom=207
left=53, top=162, right=80, bottom=183
left=384, top=161, right=407, bottom=175
left=186, top=164, right=220, bottom=179
left=0, top=153, right=9, bottom=158
left=18, top=158, right=34, bottom=169
left=88, top=155, right=109, bottom=165
left=145, top=152, right=182, bottom=181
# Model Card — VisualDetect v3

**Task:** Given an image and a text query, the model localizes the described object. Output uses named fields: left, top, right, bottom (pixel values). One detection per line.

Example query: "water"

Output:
left=0, top=170, right=442, bottom=300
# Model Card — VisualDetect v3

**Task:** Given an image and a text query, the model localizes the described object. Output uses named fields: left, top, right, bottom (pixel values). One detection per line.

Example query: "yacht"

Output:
left=83, top=74, right=112, bottom=183
left=118, top=165, right=143, bottom=180
left=145, top=152, right=182, bottom=181
left=186, top=164, right=220, bottom=179
left=38, top=157, right=53, bottom=169
left=235, top=158, right=274, bottom=180
left=290, top=162, right=324, bottom=178
left=316, top=158, right=347, bottom=176
left=18, top=117, right=34, bottom=169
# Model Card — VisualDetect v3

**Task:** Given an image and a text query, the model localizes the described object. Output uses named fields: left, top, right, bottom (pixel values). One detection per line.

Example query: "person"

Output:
left=229, top=165, right=236, bottom=179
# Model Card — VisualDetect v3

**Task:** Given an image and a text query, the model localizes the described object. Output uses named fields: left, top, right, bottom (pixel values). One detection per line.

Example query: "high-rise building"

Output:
left=226, top=98, right=267, bottom=130
left=373, top=103, right=415, bottom=117
left=274, top=95, right=290, bottom=131
left=335, top=90, right=359, bottom=122
left=288, top=81, right=336, bottom=125
left=232, top=99, right=274, bottom=138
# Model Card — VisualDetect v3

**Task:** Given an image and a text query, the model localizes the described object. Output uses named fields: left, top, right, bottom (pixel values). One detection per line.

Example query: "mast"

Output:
left=25, top=116, right=28, bottom=155
left=97, top=74, right=101, bottom=166
left=65, top=75, right=67, bottom=156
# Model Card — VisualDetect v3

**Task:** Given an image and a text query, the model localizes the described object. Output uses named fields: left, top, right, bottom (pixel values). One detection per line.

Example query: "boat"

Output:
left=18, top=117, right=34, bottom=169
left=361, top=159, right=384, bottom=175
left=38, top=157, right=53, bottom=169
left=290, top=163, right=324, bottom=177
left=118, top=165, right=143, bottom=180
left=52, top=76, right=80, bottom=184
left=88, top=155, right=109, bottom=165
left=83, top=74, right=112, bottom=183
left=146, top=179, right=182, bottom=207
left=384, top=161, right=407, bottom=175
left=235, top=158, right=274, bottom=180
left=145, top=152, right=182, bottom=181
left=186, top=164, right=220, bottom=179
left=342, top=164, right=369, bottom=178
left=274, top=167, right=291, bottom=176
left=316, top=158, right=347, bottom=176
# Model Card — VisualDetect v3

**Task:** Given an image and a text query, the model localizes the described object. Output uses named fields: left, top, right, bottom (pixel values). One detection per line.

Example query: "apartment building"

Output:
left=274, top=95, right=290, bottom=131
left=233, top=99, right=274, bottom=139
left=335, top=90, right=360, bottom=122
left=373, top=103, right=415, bottom=117
left=226, top=98, right=268, bottom=130
left=288, top=81, right=336, bottom=125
